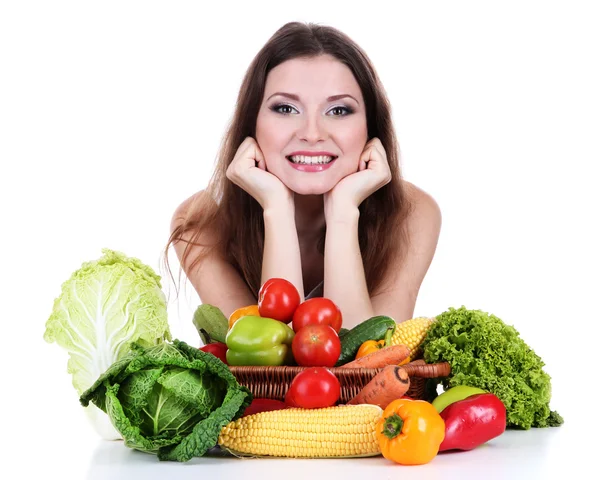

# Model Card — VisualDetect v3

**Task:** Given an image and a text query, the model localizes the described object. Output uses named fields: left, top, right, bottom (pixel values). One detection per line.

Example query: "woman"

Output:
left=165, top=22, right=441, bottom=329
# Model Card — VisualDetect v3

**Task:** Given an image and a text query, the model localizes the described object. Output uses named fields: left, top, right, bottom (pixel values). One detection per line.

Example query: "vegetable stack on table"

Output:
left=43, top=250, right=564, bottom=465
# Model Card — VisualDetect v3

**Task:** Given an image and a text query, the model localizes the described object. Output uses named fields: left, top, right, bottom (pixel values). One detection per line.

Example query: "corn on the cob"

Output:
left=389, top=317, right=435, bottom=361
left=218, top=404, right=383, bottom=458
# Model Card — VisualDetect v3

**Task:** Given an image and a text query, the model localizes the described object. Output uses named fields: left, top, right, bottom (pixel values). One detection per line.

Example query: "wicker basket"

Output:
left=229, top=360, right=451, bottom=403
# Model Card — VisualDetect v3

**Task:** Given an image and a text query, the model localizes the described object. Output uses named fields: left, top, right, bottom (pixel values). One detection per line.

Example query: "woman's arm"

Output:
left=323, top=184, right=442, bottom=329
left=225, top=136, right=305, bottom=300
left=171, top=190, right=306, bottom=319
left=262, top=200, right=305, bottom=300
left=323, top=208, right=372, bottom=328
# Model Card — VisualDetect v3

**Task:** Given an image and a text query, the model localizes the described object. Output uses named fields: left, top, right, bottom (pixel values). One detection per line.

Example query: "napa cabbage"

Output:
left=44, top=248, right=172, bottom=439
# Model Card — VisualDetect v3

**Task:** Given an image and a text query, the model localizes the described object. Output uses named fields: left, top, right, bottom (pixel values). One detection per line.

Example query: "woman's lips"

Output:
left=286, top=158, right=337, bottom=172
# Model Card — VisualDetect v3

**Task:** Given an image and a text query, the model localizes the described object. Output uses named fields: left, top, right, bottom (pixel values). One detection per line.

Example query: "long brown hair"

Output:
left=164, top=21, right=413, bottom=300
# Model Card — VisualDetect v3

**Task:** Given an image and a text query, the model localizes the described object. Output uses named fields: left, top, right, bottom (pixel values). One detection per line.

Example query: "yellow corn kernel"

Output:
left=390, top=316, right=435, bottom=361
left=218, top=404, right=383, bottom=458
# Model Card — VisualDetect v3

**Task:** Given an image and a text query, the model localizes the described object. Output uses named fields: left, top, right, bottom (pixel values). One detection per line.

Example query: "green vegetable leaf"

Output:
left=80, top=339, right=252, bottom=462
left=159, top=388, right=248, bottom=461
left=44, top=249, right=172, bottom=438
left=44, top=249, right=172, bottom=393
left=192, top=304, right=229, bottom=344
left=423, top=306, right=563, bottom=429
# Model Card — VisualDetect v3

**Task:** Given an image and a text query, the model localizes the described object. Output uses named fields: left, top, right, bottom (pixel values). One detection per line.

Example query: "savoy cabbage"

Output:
left=80, top=340, right=252, bottom=461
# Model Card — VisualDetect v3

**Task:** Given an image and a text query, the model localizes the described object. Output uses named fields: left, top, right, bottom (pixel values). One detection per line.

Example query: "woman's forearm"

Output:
left=262, top=202, right=305, bottom=300
left=323, top=208, right=374, bottom=329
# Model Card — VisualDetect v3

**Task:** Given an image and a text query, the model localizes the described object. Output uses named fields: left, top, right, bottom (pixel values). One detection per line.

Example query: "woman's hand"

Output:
left=324, top=138, right=392, bottom=220
left=226, top=137, right=293, bottom=211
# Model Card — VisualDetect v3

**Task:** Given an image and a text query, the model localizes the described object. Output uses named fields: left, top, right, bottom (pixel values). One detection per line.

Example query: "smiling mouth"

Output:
left=286, top=155, right=338, bottom=165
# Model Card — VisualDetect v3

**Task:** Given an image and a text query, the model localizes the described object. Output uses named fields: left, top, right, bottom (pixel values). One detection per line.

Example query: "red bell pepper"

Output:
left=439, top=393, right=506, bottom=452
left=199, top=342, right=228, bottom=364
left=242, top=398, right=288, bottom=417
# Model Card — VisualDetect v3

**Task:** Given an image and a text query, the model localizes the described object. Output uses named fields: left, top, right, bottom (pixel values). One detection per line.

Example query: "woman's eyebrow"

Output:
left=266, top=92, right=359, bottom=104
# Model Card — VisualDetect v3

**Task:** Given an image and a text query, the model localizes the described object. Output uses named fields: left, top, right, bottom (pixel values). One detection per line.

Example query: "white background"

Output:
left=2, top=1, right=598, bottom=477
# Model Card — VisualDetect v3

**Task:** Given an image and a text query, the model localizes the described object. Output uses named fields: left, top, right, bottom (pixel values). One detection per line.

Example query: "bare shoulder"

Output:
left=399, top=180, right=442, bottom=258
left=402, top=180, right=442, bottom=233
left=403, top=181, right=441, bottom=218
left=168, top=189, right=257, bottom=316
left=170, top=189, right=216, bottom=233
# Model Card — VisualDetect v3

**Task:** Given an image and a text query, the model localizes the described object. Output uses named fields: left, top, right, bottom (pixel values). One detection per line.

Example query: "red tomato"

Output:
left=199, top=342, right=228, bottom=364
left=285, top=367, right=340, bottom=409
left=292, top=324, right=341, bottom=367
left=292, top=297, right=343, bottom=333
left=258, top=278, right=301, bottom=324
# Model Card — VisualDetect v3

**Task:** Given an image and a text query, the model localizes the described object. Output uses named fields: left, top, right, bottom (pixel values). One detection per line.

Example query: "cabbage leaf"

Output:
left=44, top=248, right=172, bottom=438
left=80, top=340, right=252, bottom=461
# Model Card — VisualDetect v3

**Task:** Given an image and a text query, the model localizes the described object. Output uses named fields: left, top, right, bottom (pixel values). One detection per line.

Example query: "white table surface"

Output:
left=31, top=407, right=583, bottom=480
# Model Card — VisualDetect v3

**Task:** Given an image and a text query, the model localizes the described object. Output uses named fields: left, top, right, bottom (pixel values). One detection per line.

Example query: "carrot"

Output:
left=347, top=365, right=411, bottom=408
left=338, top=344, right=410, bottom=369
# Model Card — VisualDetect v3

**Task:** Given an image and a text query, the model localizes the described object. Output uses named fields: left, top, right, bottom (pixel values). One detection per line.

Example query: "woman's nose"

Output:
left=297, top=114, right=326, bottom=143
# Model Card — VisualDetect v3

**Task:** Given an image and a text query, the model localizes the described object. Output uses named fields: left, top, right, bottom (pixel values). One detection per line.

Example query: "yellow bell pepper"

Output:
left=375, top=398, right=445, bottom=465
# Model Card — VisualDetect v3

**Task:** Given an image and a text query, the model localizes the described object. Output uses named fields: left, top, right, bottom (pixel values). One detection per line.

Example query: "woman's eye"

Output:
left=271, top=104, right=297, bottom=115
left=329, top=106, right=353, bottom=116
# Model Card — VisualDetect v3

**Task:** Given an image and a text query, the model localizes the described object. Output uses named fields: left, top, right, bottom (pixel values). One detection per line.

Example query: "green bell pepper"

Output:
left=225, top=315, right=295, bottom=366
left=432, top=385, right=487, bottom=413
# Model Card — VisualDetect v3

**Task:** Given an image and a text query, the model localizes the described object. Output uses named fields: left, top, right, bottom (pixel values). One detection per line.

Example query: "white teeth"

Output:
left=288, top=155, right=335, bottom=164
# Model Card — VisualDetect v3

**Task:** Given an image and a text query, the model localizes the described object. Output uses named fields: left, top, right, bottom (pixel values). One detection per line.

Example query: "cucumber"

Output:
left=338, top=327, right=350, bottom=339
left=335, top=315, right=396, bottom=366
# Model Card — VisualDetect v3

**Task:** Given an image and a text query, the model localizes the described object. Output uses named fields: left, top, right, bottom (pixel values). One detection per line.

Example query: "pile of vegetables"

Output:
left=193, top=277, right=420, bottom=373
left=422, top=306, right=563, bottom=429
left=45, top=250, right=563, bottom=465
left=196, top=294, right=564, bottom=463
left=194, top=278, right=419, bottom=410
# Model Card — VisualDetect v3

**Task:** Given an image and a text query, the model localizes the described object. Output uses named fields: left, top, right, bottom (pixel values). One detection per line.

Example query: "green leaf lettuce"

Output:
left=423, top=306, right=563, bottom=429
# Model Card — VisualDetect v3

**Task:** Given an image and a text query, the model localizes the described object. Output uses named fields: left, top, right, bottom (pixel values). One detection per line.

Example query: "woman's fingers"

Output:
left=253, top=142, right=267, bottom=171
left=358, top=148, right=369, bottom=171
left=358, top=139, right=392, bottom=191
left=228, top=137, right=261, bottom=177
left=225, top=137, right=292, bottom=210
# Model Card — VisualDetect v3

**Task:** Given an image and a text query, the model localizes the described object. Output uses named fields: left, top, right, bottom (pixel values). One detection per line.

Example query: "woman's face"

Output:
left=256, top=54, right=368, bottom=195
